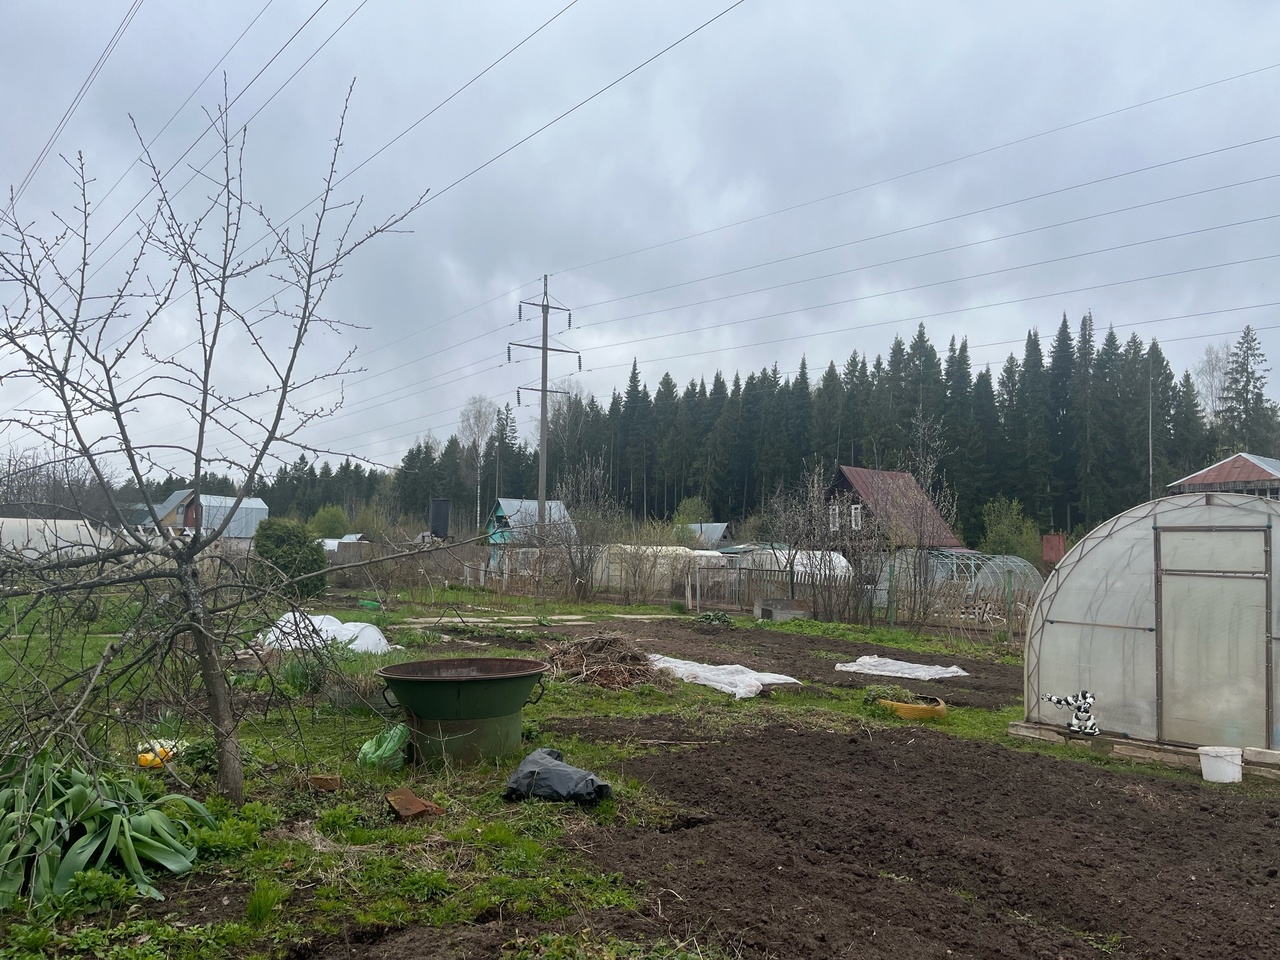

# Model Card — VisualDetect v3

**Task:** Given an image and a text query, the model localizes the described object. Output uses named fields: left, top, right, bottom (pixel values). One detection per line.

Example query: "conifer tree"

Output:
left=1221, top=325, right=1279, bottom=454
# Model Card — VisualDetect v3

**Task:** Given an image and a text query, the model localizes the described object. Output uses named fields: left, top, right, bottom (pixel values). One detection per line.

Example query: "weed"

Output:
left=1077, top=931, right=1130, bottom=954
left=861, top=682, right=918, bottom=706
left=315, top=803, right=362, bottom=838
left=50, top=869, right=135, bottom=919
left=245, top=877, right=291, bottom=924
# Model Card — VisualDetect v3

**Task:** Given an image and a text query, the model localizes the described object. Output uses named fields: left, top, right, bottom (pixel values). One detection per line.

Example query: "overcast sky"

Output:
left=3, top=1, right=1279, bottom=478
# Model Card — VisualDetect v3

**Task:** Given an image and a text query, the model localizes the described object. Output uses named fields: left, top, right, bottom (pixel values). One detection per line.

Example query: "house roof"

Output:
left=1168, top=452, right=1280, bottom=488
left=830, top=466, right=963, bottom=548
left=146, top=489, right=268, bottom=538
left=676, top=522, right=729, bottom=549
left=490, top=499, right=574, bottom=542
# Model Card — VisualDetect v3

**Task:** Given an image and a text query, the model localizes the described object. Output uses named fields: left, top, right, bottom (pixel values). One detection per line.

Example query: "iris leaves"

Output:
left=0, top=751, right=215, bottom=908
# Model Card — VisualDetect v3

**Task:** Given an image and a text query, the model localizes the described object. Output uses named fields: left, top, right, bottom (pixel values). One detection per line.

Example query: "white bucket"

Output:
left=1197, top=746, right=1243, bottom=783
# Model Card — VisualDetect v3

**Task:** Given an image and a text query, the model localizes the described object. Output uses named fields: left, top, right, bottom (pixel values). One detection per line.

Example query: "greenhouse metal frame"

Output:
left=1025, top=493, right=1278, bottom=750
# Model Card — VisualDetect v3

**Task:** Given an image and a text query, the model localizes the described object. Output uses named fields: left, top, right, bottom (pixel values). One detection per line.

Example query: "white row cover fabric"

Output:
left=835, top=655, right=969, bottom=680
left=260, top=612, right=391, bottom=654
left=648, top=654, right=800, bottom=699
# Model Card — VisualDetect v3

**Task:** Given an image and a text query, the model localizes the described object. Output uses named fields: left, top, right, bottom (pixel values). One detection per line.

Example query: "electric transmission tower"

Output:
left=509, top=275, right=580, bottom=528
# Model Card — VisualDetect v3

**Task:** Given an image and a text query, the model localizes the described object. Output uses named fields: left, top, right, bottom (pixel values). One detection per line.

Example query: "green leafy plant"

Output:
left=693, top=611, right=732, bottom=626
left=860, top=682, right=918, bottom=706
left=0, top=750, right=216, bottom=906
left=277, top=655, right=330, bottom=697
left=50, top=868, right=135, bottom=918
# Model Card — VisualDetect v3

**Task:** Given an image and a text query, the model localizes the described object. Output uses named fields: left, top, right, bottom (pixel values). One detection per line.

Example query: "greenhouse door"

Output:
left=1156, top=525, right=1271, bottom=748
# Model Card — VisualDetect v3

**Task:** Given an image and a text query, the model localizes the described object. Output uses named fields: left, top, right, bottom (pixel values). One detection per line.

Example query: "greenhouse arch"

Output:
left=1025, top=493, right=1279, bottom=750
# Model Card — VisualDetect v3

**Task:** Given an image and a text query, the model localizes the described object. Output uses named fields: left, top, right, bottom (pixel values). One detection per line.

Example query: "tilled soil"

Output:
left=291, top=621, right=1280, bottom=958
left=570, top=717, right=1280, bottom=959
left=553, top=619, right=1025, bottom=709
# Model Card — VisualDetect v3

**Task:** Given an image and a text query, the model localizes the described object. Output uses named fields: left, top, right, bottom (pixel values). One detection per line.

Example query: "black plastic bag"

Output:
left=503, top=748, right=612, bottom=804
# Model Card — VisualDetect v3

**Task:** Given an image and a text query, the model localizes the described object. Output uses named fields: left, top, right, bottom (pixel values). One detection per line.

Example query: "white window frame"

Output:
left=828, top=503, right=841, bottom=532
left=851, top=503, right=863, bottom=531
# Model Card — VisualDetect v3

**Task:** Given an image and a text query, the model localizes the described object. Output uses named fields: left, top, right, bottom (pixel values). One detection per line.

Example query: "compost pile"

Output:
left=545, top=631, right=661, bottom=690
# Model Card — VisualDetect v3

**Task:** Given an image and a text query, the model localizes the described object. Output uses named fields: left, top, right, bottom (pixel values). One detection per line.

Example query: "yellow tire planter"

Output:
left=877, top=696, right=947, bottom=720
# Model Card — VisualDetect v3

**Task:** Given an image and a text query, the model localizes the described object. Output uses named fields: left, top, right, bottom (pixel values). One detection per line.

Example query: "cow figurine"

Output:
left=1042, top=690, right=1100, bottom=736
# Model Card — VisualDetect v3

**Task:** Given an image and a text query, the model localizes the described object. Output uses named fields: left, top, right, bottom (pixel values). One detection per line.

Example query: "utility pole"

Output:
left=511, top=275, right=579, bottom=531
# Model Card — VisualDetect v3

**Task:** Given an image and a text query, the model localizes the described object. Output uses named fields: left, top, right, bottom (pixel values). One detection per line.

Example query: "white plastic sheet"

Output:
left=260, top=612, right=391, bottom=654
left=834, top=655, right=969, bottom=680
left=648, top=654, right=800, bottom=699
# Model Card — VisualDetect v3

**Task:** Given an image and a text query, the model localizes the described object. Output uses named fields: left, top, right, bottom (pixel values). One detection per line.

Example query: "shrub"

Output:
left=308, top=504, right=349, bottom=539
left=252, top=517, right=327, bottom=600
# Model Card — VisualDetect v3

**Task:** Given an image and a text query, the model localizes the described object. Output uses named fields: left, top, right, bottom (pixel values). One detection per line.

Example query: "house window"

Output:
left=851, top=504, right=863, bottom=531
left=828, top=503, right=840, bottom=532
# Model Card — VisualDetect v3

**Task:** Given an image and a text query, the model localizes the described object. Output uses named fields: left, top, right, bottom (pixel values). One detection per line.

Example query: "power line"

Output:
left=408, top=0, right=750, bottom=210
left=1, top=0, right=147, bottom=222
left=581, top=258, right=1280, bottom=375
left=571, top=137, right=1280, bottom=319
left=549, top=59, right=1280, bottom=278
left=81, top=0, right=282, bottom=217
left=197, top=208, right=1280, bottom=455
left=230, top=162, right=1280, bottom=419
left=6, top=0, right=751, bottom=452
left=306, top=303, right=1280, bottom=463
left=574, top=172, right=1280, bottom=332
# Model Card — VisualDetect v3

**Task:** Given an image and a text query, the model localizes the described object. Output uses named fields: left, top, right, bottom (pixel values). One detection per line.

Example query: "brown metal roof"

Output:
left=831, top=466, right=963, bottom=548
left=1168, top=452, right=1280, bottom=488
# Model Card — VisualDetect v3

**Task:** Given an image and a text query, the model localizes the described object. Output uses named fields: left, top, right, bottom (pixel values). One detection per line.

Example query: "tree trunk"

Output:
left=181, top=563, right=244, bottom=804
left=191, top=624, right=244, bottom=804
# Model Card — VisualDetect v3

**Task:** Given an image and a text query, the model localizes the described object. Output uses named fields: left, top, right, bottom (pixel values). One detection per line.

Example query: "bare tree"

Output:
left=0, top=92, right=425, bottom=802
left=613, top=518, right=685, bottom=604
left=0, top=446, right=116, bottom=520
left=549, top=454, right=624, bottom=601
left=891, top=407, right=959, bottom=629
left=760, top=467, right=885, bottom=622
left=1194, top=340, right=1231, bottom=427
left=458, top=395, right=498, bottom=531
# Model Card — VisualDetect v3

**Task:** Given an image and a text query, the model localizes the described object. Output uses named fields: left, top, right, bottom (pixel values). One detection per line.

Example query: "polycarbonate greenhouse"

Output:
left=928, top=549, right=1043, bottom=596
left=1026, top=493, right=1280, bottom=750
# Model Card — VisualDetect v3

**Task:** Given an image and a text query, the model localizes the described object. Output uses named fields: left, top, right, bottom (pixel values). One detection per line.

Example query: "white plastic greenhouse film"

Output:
left=1033, top=622, right=1158, bottom=739
left=1159, top=528, right=1267, bottom=573
left=1160, top=575, right=1266, bottom=747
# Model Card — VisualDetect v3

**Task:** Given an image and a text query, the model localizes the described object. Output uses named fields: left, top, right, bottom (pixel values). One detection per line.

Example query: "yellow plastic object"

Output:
left=137, top=747, right=174, bottom=769
left=877, top=696, right=947, bottom=720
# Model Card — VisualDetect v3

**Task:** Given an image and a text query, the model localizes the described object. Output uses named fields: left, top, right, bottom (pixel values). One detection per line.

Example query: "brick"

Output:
left=386, top=788, right=444, bottom=821
left=307, top=774, right=341, bottom=792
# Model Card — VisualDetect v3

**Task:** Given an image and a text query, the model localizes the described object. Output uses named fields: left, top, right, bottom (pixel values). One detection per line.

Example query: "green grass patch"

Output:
left=760, top=617, right=1020, bottom=663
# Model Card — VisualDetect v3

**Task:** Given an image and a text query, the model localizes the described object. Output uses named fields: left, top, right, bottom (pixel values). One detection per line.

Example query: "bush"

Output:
left=308, top=504, right=349, bottom=539
left=252, top=517, right=327, bottom=600
left=978, top=496, right=1042, bottom=566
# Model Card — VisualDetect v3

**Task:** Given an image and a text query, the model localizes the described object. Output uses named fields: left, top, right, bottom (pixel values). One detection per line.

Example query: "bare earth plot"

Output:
left=295, top=620, right=1280, bottom=959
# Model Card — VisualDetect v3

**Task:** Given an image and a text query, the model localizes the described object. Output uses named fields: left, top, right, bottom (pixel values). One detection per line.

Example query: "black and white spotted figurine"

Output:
left=1041, top=690, right=1099, bottom=736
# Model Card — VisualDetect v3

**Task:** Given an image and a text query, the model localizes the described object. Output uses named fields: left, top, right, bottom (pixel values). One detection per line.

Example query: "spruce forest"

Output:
left=122, top=315, right=1278, bottom=547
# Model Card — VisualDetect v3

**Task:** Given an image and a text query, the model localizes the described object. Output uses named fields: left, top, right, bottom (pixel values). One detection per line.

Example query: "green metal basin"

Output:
left=375, top=658, right=549, bottom=764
